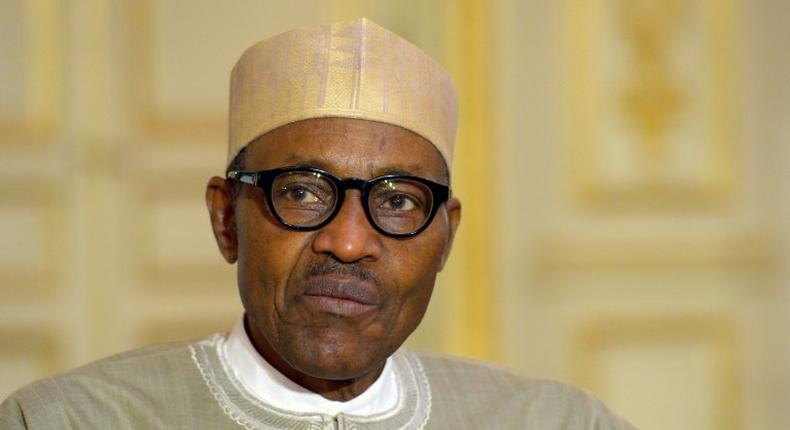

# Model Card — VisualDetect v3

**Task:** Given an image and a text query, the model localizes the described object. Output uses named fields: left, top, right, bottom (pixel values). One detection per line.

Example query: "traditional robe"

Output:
left=1, top=331, right=634, bottom=429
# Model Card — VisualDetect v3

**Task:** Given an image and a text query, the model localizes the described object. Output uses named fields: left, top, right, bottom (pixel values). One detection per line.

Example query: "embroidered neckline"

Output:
left=190, top=334, right=431, bottom=430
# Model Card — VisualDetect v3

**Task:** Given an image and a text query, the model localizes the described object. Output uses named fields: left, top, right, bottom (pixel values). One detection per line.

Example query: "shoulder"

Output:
left=412, top=351, right=635, bottom=429
left=414, top=350, right=583, bottom=402
left=1, top=336, right=222, bottom=428
left=16, top=340, right=196, bottom=397
left=415, top=350, right=526, bottom=386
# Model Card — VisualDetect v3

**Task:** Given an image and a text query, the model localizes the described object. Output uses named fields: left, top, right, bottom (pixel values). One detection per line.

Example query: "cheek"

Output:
left=392, top=276, right=435, bottom=326
left=390, top=227, right=447, bottom=283
left=236, top=209, right=309, bottom=316
left=381, top=235, right=445, bottom=324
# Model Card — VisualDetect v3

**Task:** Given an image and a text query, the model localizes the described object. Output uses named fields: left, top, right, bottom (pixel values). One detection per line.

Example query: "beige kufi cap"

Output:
left=228, top=18, right=458, bottom=169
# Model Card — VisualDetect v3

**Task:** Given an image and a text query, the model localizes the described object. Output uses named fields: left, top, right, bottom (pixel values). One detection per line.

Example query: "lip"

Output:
left=301, top=276, right=380, bottom=317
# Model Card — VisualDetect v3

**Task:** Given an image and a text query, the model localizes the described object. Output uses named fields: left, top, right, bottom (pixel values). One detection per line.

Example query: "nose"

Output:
left=311, top=190, right=383, bottom=262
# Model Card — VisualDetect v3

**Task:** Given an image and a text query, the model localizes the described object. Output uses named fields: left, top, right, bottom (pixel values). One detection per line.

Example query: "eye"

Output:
left=279, top=185, right=320, bottom=204
left=381, top=193, right=418, bottom=211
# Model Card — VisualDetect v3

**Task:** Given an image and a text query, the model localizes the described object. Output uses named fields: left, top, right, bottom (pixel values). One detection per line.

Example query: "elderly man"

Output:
left=1, top=18, right=633, bottom=429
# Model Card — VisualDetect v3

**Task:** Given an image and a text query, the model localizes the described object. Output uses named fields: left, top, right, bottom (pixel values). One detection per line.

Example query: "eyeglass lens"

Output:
left=272, top=171, right=338, bottom=227
left=270, top=171, right=434, bottom=234
left=368, top=179, right=433, bottom=234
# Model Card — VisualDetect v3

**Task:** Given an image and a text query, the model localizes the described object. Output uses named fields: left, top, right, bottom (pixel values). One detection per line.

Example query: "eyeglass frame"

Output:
left=227, top=166, right=451, bottom=238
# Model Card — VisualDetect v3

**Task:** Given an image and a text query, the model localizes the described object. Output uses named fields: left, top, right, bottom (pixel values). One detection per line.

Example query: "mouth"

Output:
left=301, top=276, right=380, bottom=317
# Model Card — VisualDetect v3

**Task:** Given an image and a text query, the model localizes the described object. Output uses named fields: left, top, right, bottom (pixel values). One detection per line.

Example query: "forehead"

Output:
left=244, top=118, right=448, bottom=182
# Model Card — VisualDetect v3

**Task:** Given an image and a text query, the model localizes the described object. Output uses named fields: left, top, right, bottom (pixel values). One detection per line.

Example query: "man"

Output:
left=1, top=18, right=634, bottom=429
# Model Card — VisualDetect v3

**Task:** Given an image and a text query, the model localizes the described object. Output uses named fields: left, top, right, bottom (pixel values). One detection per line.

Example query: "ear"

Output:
left=206, top=176, right=238, bottom=263
left=438, top=197, right=461, bottom=271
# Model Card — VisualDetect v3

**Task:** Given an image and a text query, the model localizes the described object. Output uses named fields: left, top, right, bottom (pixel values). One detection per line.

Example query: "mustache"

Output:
left=303, top=259, right=379, bottom=285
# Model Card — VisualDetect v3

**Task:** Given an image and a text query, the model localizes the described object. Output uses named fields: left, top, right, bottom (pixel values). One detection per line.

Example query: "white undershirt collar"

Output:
left=223, top=317, right=399, bottom=416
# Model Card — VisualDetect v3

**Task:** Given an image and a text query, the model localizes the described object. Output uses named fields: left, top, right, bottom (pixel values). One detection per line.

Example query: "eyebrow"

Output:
left=280, top=155, right=333, bottom=171
left=279, top=156, right=437, bottom=181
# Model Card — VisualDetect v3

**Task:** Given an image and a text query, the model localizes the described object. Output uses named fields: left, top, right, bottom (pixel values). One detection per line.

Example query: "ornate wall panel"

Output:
left=563, top=0, right=737, bottom=210
left=131, top=175, right=234, bottom=292
left=574, top=317, right=739, bottom=430
left=498, top=0, right=786, bottom=428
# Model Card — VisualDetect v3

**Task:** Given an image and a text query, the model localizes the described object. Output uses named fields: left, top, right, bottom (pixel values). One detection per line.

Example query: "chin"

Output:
left=286, top=333, right=389, bottom=381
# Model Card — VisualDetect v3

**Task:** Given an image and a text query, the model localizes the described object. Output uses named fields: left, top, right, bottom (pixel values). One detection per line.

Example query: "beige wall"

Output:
left=1, top=1, right=788, bottom=429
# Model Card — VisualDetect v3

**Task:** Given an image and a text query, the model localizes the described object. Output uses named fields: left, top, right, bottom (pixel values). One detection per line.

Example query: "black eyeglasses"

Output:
left=227, top=167, right=450, bottom=238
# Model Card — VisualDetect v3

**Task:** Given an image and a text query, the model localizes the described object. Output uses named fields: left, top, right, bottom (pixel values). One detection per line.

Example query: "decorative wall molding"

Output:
left=574, top=315, right=739, bottom=430
left=130, top=174, right=233, bottom=292
left=128, top=0, right=226, bottom=144
left=536, top=234, right=779, bottom=278
left=563, top=0, right=738, bottom=210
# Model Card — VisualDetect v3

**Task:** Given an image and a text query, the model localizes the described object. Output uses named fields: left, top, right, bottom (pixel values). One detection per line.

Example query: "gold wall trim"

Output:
left=442, top=0, right=498, bottom=360
left=130, top=175, right=230, bottom=290
left=574, top=316, right=740, bottom=430
left=536, top=235, right=779, bottom=276
left=0, top=0, right=63, bottom=145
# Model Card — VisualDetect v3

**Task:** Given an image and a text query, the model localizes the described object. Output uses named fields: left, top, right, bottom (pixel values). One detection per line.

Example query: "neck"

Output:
left=244, top=318, right=384, bottom=402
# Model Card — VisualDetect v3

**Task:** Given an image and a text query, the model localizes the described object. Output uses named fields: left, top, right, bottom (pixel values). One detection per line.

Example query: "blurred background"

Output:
left=1, top=0, right=788, bottom=428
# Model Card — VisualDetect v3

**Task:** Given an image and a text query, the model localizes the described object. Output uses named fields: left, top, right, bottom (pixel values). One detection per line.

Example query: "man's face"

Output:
left=213, top=117, right=460, bottom=381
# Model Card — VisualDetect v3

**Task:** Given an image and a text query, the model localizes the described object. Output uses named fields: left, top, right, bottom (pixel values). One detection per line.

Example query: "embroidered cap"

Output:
left=228, top=17, right=459, bottom=169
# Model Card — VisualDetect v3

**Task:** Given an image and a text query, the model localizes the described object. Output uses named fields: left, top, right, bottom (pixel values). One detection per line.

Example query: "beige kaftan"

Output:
left=1, top=332, right=634, bottom=429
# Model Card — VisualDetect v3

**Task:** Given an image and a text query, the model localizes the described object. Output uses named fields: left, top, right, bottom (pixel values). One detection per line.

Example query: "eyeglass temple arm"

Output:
left=227, top=171, right=257, bottom=185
